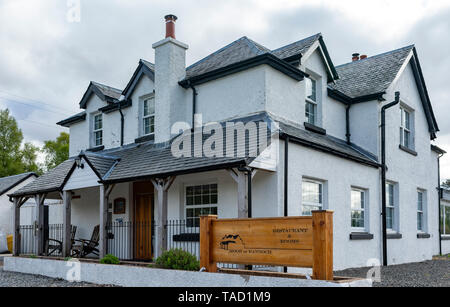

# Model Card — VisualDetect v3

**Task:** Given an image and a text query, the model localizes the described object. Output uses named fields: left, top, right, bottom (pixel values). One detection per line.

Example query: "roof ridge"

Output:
left=271, top=33, right=321, bottom=53
left=336, top=44, right=415, bottom=68
left=91, top=81, right=122, bottom=92
left=243, top=37, right=271, bottom=55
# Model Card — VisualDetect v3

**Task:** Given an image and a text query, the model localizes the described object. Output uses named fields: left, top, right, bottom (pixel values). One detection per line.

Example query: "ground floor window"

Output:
left=351, top=188, right=366, bottom=230
left=417, top=190, right=426, bottom=232
left=386, top=183, right=396, bottom=230
left=302, top=179, right=323, bottom=216
left=441, top=204, right=450, bottom=236
left=185, top=184, right=218, bottom=227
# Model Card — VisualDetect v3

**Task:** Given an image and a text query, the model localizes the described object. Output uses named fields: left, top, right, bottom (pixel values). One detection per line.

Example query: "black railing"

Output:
left=19, top=224, right=64, bottom=255
left=166, top=219, right=200, bottom=259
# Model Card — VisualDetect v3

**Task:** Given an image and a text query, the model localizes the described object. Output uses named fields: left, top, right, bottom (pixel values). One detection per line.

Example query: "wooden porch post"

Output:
left=34, top=194, right=46, bottom=256
left=13, top=197, right=29, bottom=256
left=12, top=197, right=20, bottom=256
left=99, top=184, right=114, bottom=258
left=228, top=168, right=257, bottom=218
left=151, top=177, right=175, bottom=258
left=62, top=190, right=72, bottom=257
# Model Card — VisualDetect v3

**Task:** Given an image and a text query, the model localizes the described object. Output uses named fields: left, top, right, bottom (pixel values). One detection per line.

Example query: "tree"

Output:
left=0, top=109, right=41, bottom=177
left=42, top=132, right=69, bottom=171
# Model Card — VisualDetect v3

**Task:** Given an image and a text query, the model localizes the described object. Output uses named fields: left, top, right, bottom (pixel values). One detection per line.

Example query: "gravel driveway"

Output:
left=335, top=258, right=450, bottom=287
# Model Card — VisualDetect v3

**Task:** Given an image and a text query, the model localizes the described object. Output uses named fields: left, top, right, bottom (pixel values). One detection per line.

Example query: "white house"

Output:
left=0, top=173, right=63, bottom=236
left=9, top=15, right=446, bottom=270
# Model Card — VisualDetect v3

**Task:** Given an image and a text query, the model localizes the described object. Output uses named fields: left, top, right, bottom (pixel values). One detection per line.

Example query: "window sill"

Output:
left=86, top=145, right=104, bottom=152
left=441, top=235, right=450, bottom=241
left=304, top=122, right=326, bottom=135
left=417, top=233, right=431, bottom=239
left=350, top=233, right=374, bottom=241
left=387, top=233, right=402, bottom=240
left=135, top=134, right=155, bottom=144
left=399, top=145, right=417, bottom=156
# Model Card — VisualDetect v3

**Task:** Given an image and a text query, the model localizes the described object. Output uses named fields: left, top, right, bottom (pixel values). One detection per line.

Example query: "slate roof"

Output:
left=57, top=111, right=86, bottom=127
left=272, top=33, right=322, bottom=60
left=0, top=173, right=37, bottom=196
left=10, top=160, right=75, bottom=197
left=82, top=152, right=119, bottom=178
left=91, top=82, right=122, bottom=100
left=329, top=45, right=414, bottom=99
left=185, top=36, right=272, bottom=79
left=277, top=121, right=379, bottom=167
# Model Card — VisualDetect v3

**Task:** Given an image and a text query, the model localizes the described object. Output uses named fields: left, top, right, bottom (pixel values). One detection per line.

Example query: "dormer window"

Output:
left=143, top=97, right=155, bottom=136
left=93, top=113, right=103, bottom=147
left=305, top=77, right=317, bottom=125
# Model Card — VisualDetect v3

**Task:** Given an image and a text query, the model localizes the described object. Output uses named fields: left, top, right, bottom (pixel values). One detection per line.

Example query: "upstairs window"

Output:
left=143, top=97, right=155, bottom=136
left=93, top=114, right=103, bottom=147
left=305, top=78, right=317, bottom=125
left=400, top=107, right=413, bottom=149
left=302, top=179, right=323, bottom=216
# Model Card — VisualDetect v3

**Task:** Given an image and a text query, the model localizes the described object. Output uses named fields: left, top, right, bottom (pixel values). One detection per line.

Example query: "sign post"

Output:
left=199, top=211, right=333, bottom=281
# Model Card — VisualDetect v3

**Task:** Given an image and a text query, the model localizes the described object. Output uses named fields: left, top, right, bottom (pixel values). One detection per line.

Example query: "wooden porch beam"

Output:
left=151, top=176, right=176, bottom=258
left=228, top=168, right=256, bottom=218
left=99, top=184, right=115, bottom=259
left=12, top=197, right=21, bottom=256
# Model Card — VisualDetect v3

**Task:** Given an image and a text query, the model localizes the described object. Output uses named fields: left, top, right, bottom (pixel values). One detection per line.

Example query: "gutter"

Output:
left=380, top=91, right=400, bottom=267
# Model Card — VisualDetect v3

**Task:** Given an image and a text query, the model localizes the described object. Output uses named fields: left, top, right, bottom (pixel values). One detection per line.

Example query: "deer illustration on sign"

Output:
left=219, top=234, right=245, bottom=250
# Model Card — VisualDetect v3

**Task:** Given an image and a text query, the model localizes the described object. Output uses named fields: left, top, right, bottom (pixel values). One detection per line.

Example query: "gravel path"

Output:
left=335, top=259, right=450, bottom=287
left=0, top=266, right=114, bottom=287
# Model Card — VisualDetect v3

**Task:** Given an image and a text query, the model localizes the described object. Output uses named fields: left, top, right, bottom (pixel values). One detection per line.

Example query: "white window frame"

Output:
left=305, top=77, right=317, bottom=125
left=92, top=113, right=103, bottom=147
left=301, top=179, right=324, bottom=216
left=351, top=188, right=367, bottom=231
left=417, top=190, right=426, bottom=233
left=386, top=182, right=398, bottom=232
left=400, top=106, right=414, bottom=149
left=441, top=202, right=450, bottom=236
left=142, top=96, right=155, bottom=137
left=184, top=183, right=218, bottom=228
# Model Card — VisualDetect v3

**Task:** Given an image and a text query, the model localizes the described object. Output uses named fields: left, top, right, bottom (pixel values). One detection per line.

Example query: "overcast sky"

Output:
left=0, top=0, right=449, bottom=178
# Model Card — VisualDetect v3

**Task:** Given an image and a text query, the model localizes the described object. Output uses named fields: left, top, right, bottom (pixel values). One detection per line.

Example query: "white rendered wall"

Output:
left=380, top=62, right=441, bottom=265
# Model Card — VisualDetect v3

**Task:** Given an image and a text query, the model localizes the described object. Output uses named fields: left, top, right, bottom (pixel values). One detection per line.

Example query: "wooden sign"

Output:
left=200, top=211, right=333, bottom=281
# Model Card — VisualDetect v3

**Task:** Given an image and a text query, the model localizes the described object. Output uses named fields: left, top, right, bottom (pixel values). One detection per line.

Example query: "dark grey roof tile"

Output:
left=0, top=172, right=37, bottom=196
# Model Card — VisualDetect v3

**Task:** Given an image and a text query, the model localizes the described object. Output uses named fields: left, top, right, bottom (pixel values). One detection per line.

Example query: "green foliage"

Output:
left=64, top=257, right=73, bottom=261
left=0, top=109, right=43, bottom=176
left=154, top=249, right=200, bottom=271
left=42, top=132, right=69, bottom=171
left=28, top=254, right=37, bottom=259
left=100, top=254, right=120, bottom=265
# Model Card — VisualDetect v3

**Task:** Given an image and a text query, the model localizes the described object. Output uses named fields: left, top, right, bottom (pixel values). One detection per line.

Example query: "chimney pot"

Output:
left=360, top=54, right=368, bottom=60
left=164, top=14, right=178, bottom=39
left=352, top=53, right=360, bottom=62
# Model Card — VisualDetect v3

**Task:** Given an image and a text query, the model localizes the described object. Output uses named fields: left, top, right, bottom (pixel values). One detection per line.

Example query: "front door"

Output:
left=134, top=182, right=154, bottom=260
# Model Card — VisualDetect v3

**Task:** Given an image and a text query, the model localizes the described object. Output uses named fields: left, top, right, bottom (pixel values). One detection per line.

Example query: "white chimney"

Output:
left=152, top=15, right=189, bottom=143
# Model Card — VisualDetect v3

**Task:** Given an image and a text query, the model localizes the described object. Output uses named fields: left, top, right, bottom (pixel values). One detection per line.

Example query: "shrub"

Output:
left=28, top=254, right=36, bottom=259
left=100, top=254, right=120, bottom=265
left=154, top=249, right=199, bottom=271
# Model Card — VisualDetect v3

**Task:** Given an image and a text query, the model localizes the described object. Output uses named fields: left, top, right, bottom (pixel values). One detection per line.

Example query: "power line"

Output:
left=0, top=88, right=74, bottom=114
left=17, top=118, right=68, bottom=129
left=0, top=96, right=72, bottom=117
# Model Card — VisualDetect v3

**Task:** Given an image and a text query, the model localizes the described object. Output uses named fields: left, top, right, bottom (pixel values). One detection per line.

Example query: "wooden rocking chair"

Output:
left=71, top=225, right=100, bottom=258
left=45, top=225, right=77, bottom=257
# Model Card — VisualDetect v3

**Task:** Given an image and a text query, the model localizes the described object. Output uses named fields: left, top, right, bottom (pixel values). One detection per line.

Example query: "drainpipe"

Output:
left=190, top=84, right=198, bottom=131
left=346, top=104, right=351, bottom=145
left=118, top=102, right=124, bottom=146
left=247, top=170, right=252, bottom=218
left=381, top=91, right=400, bottom=267
left=438, top=152, right=444, bottom=255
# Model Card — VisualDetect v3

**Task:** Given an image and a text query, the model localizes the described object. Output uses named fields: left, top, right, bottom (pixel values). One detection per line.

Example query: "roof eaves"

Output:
left=0, top=173, right=38, bottom=197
